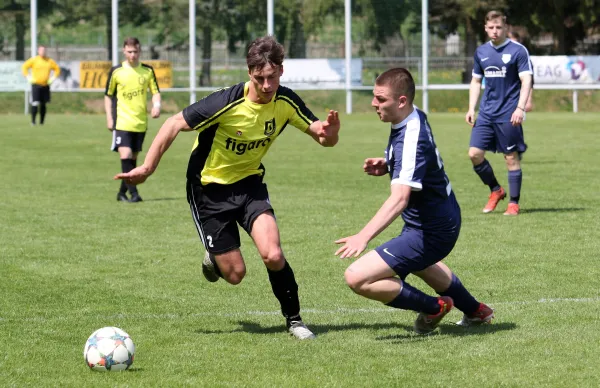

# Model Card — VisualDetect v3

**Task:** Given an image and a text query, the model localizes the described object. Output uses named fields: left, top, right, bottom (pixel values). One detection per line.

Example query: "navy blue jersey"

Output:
left=473, top=40, right=532, bottom=123
left=385, top=108, right=459, bottom=231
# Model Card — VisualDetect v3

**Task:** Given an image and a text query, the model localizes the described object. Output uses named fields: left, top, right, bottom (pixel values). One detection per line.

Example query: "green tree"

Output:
left=50, top=0, right=151, bottom=60
left=0, top=0, right=54, bottom=60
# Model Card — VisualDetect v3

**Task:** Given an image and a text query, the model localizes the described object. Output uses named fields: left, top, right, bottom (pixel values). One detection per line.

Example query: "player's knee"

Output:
left=468, top=149, right=484, bottom=164
left=223, top=267, right=246, bottom=285
left=504, top=152, right=520, bottom=167
left=260, top=247, right=285, bottom=270
left=344, top=269, right=366, bottom=294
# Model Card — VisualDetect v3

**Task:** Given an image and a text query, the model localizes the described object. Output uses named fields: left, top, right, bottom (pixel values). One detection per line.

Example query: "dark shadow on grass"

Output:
left=376, top=322, right=517, bottom=343
left=141, top=197, right=185, bottom=202
left=195, top=320, right=407, bottom=336
left=520, top=207, right=585, bottom=214
left=194, top=320, right=517, bottom=339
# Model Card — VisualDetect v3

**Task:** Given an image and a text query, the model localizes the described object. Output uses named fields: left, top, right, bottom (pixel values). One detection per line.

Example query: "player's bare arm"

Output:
left=114, top=112, right=193, bottom=184
left=510, top=74, right=532, bottom=126
left=306, top=110, right=340, bottom=146
left=364, top=158, right=388, bottom=176
left=335, top=184, right=411, bottom=259
left=466, top=77, right=482, bottom=126
left=151, top=92, right=161, bottom=119
left=104, top=95, right=114, bottom=131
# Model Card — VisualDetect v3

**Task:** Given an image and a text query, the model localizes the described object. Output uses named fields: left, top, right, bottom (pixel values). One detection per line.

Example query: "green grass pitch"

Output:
left=1, top=112, right=599, bottom=386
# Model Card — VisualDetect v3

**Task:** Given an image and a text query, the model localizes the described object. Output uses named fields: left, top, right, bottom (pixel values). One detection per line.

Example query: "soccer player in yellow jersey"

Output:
left=115, top=36, right=340, bottom=340
left=105, top=37, right=161, bottom=203
left=22, top=45, right=61, bottom=126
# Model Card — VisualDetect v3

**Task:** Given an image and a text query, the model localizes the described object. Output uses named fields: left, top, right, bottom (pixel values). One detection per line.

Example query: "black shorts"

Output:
left=187, top=175, right=273, bottom=254
left=111, top=130, right=146, bottom=153
left=31, top=84, right=50, bottom=104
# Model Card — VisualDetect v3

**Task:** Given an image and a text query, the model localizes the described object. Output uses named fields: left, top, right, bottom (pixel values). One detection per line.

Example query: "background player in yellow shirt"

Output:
left=104, top=37, right=161, bottom=203
left=22, top=45, right=60, bottom=126
left=115, top=36, right=340, bottom=340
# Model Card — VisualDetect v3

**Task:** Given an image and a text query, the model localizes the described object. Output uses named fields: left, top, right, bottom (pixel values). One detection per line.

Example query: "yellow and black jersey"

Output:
left=183, top=82, right=318, bottom=186
left=21, top=55, right=60, bottom=86
left=105, top=62, right=160, bottom=133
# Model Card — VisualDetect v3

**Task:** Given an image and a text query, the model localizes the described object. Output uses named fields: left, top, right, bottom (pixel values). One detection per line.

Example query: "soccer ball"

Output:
left=83, top=327, right=135, bottom=371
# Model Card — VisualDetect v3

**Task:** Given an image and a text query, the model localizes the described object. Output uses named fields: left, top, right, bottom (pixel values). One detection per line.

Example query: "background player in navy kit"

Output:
left=335, top=68, right=493, bottom=334
left=114, top=36, right=340, bottom=340
left=466, top=11, right=533, bottom=216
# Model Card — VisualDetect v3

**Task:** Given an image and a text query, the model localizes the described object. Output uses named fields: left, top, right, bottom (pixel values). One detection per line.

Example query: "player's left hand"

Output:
left=510, top=108, right=525, bottom=126
left=113, top=165, right=152, bottom=185
left=335, top=234, right=368, bottom=259
left=151, top=107, right=160, bottom=119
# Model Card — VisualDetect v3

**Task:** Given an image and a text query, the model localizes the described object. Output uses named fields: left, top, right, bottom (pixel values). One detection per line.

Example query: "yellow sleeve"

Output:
left=50, top=60, right=61, bottom=77
left=22, top=58, right=33, bottom=76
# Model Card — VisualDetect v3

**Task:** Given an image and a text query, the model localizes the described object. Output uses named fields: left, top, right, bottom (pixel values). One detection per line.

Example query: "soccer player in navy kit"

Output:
left=466, top=11, right=533, bottom=216
left=335, top=68, right=493, bottom=334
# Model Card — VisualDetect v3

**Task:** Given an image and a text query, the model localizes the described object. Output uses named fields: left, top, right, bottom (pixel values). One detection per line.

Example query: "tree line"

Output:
left=2, top=0, right=598, bottom=81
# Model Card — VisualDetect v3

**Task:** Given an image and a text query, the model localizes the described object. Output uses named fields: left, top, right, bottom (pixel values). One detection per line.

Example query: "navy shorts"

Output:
left=111, top=130, right=146, bottom=153
left=375, top=226, right=460, bottom=280
left=470, top=121, right=527, bottom=154
left=186, top=175, right=273, bottom=254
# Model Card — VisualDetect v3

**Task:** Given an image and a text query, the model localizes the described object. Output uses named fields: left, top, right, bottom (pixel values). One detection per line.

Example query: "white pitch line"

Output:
left=0, top=296, right=599, bottom=323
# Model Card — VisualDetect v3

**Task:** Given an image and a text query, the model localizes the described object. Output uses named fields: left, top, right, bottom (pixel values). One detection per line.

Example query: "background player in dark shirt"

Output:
left=466, top=11, right=533, bottom=216
left=115, top=36, right=340, bottom=340
left=335, top=68, right=493, bottom=334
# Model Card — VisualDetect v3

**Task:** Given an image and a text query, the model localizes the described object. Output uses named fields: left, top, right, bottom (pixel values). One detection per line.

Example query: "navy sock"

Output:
left=508, top=169, right=522, bottom=204
left=439, top=274, right=480, bottom=315
left=473, top=159, right=500, bottom=192
left=267, top=261, right=302, bottom=322
left=386, top=281, right=440, bottom=314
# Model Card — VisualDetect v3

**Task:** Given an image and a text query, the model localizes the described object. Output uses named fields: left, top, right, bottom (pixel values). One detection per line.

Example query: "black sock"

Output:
left=267, top=261, right=301, bottom=323
left=120, top=159, right=138, bottom=194
left=473, top=159, right=501, bottom=192
left=40, top=103, right=46, bottom=124
left=31, top=106, right=38, bottom=124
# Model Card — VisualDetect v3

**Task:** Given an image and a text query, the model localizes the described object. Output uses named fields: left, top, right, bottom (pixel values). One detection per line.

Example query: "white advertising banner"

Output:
left=280, top=58, right=362, bottom=87
left=531, top=56, right=600, bottom=84
left=0, top=61, right=29, bottom=91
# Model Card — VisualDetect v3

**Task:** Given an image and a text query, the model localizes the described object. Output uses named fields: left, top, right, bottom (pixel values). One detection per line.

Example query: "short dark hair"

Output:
left=246, top=36, right=285, bottom=72
left=485, top=10, right=506, bottom=24
left=123, top=37, right=141, bottom=48
left=508, top=30, right=521, bottom=42
left=375, top=68, right=415, bottom=103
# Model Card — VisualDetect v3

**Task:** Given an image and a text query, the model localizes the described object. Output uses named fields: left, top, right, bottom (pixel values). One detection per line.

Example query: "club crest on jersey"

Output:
left=138, top=76, right=146, bottom=85
left=264, top=118, right=276, bottom=136
left=502, top=54, right=511, bottom=64
left=236, top=130, right=242, bottom=136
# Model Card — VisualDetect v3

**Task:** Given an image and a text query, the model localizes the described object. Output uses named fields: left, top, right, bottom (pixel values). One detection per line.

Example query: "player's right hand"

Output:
left=107, top=119, right=114, bottom=131
left=465, top=110, right=476, bottom=126
left=114, top=165, right=152, bottom=185
left=363, top=158, right=388, bottom=176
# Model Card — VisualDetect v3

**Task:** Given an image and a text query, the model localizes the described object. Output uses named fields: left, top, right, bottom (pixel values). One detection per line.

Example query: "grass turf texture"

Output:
left=0, top=113, right=598, bottom=386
